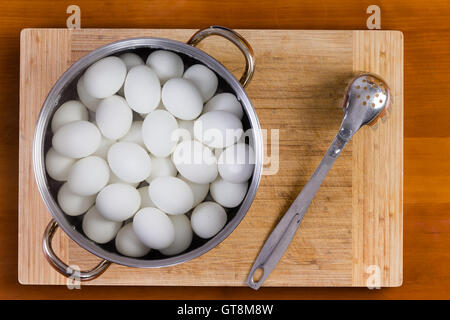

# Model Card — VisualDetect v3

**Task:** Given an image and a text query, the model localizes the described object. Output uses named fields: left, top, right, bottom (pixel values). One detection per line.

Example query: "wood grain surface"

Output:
left=1, top=0, right=449, bottom=299
left=18, top=29, right=402, bottom=287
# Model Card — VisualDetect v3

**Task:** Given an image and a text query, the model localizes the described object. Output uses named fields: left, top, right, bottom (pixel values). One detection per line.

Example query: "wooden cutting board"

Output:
left=18, top=29, right=403, bottom=286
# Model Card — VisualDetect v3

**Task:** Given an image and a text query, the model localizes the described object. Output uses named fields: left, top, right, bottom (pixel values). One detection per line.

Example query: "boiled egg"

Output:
left=142, top=109, right=179, bottom=157
left=203, top=92, right=243, bottom=119
left=67, top=156, right=110, bottom=196
left=133, top=207, right=175, bottom=249
left=218, top=143, right=255, bottom=183
left=183, top=64, right=218, bottom=102
left=191, top=201, right=227, bottom=239
left=124, top=65, right=161, bottom=114
left=107, top=142, right=152, bottom=184
left=57, top=182, right=95, bottom=216
left=119, top=52, right=144, bottom=70
left=115, top=223, right=151, bottom=257
left=146, top=50, right=184, bottom=84
left=172, top=140, right=218, bottom=184
left=83, top=56, right=126, bottom=98
left=161, top=78, right=203, bottom=120
left=194, top=111, right=243, bottom=149
left=160, top=214, right=193, bottom=256
left=210, top=177, right=248, bottom=208
left=149, top=176, right=194, bottom=215
left=51, top=100, right=88, bottom=133
left=82, top=206, right=122, bottom=244
left=96, top=183, right=141, bottom=222
left=96, top=95, right=133, bottom=140
left=45, top=147, right=75, bottom=181
left=52, top=120, right=101, bottom=158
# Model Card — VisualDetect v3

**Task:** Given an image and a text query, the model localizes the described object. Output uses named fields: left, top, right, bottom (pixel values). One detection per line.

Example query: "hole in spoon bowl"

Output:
left=252, top=267, right=264, bottom=283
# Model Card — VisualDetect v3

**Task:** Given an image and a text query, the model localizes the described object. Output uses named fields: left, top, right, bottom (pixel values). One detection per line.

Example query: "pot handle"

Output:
left=187, top=26, right=255, bottom=88
left=42, top=219, right=111, bottom=281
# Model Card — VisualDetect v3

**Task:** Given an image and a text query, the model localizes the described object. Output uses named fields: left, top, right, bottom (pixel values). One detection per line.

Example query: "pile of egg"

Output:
left=46, top=50, right=255, bottom=258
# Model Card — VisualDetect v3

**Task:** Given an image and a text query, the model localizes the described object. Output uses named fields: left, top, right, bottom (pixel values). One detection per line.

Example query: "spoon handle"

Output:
left=246, top=131, right=351, bottom=290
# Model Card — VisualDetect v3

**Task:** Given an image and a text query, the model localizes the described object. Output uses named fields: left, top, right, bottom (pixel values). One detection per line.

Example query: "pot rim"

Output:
left=33, top=35, right=263, bottom=268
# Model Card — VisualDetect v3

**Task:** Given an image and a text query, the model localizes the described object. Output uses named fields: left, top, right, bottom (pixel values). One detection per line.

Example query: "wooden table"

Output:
left=2, top=0, right=449, bottom=299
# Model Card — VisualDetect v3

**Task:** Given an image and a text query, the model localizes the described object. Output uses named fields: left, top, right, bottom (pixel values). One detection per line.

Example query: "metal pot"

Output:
left=34, top=26, right=262, bottom=280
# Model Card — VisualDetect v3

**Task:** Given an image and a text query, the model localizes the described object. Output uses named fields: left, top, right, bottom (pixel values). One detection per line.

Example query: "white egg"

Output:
left=109, top=170, right=139, bottom=187
left=124, top=65, right=161, bottom=114
left=115, top=223, right=150, bottom=257
left=172, top=140, right=218, bottom=184
left=92, top=136, right=115, bottom=159
left=218, top=143, right=255, bottom=183
left=204, top=93, right=244, bottom=119
left=82, top=206, right=122, bottom=244
left=45, top=147, right=75, bottom=181
left=57, top=182, right=95, bottom=216
left=161, top=78, right=203, bottom=120
left=137, top=186, right=156, bottom=208
left=51, top=100, right=89, bottom=132
left=210, top=177, right=248, bottom=208
left=160, top=215, right=193, bottom=256
left=52, top=120, right=101, bottom=158
left=107, top=142, right=152, bottom=184
left=96, top=183, right=141, bottom=222
left=146, top=50, right=184, bottom=84
left=119, top=120, right=145, bottom=148
left=194, top=111, right=243, bottom=149
left=83, top=56, right=126, bottom=98
left=77, top=75, right=101, bottom=112
left=142, top=109, right=179, bottom=157
left=119, top=52, right=144, bottom=70
left=133, top=207, right=175, bottom=249
left=145, top=155, right=177, bottom=183
left=191, top=201, right=227, bottom=239
left=183, top=64, right=218, bottom=102
left=67, top=156, right=110, bottom=196
left=149, top=177, right=194, bottom=215
left=177, top=119, right=195, bottom=141
left=96, top=95, right=133, bottom=140
left=177, top=174, right=209, bottom=207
